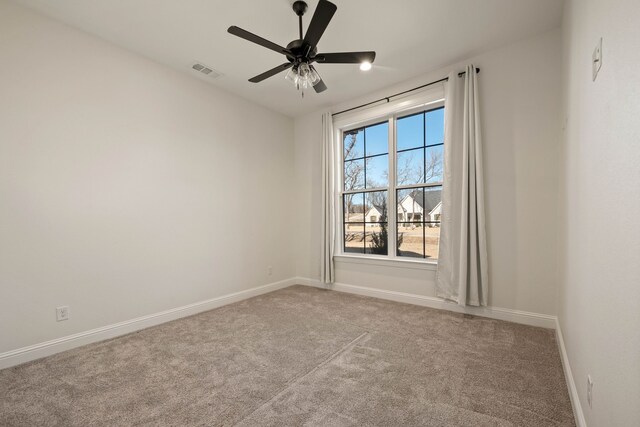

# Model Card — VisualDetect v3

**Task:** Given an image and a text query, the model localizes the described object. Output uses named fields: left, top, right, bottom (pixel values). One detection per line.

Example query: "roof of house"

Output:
left=406, top=188, right=442, bottom=213
left=365, top=204, right=386, bottom=217
left=347, top=204, right=366, bottom=213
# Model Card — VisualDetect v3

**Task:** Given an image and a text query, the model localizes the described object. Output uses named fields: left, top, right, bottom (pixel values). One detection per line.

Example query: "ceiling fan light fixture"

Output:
left=285, top=66, right=298, bottom=84
left=359, top=61, right=372, bottom=71
left=285, top=62, right=321, bottom=91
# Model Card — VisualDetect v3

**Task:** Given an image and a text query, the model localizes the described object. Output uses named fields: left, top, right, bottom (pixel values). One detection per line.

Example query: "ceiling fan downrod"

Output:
left=292, top=1, right=308, bottom=40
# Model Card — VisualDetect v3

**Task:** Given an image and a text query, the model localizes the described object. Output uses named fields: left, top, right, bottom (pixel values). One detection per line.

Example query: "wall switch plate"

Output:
left=592, top=38, right=602, bottom=81
left=56, top=306, right=70, bottom=321
left=267, top=266, right=273, bottom=276
left=587, top=375, right=594, bottom=408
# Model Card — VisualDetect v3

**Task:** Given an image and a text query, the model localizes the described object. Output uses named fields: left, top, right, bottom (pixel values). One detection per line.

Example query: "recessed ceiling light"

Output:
left=360, top=61, right=372, bottom=71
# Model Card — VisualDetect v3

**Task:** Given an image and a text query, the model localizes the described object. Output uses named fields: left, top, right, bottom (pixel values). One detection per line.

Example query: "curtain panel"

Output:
left=436, top=65, right=489, bottom=307
left=321, top=112, right=336, bottom=284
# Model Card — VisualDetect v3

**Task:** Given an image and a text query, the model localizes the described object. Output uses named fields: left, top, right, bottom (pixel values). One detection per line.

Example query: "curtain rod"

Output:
left=331, top=67, right=480, bottom=117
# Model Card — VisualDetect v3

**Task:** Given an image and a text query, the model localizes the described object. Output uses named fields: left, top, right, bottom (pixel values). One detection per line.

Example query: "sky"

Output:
left=343, top=107, right=444, bottom=191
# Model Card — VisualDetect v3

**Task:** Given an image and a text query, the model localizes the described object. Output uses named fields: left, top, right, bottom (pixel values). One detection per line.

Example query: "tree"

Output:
left=371, top=200, right=389, bottom=255
left=343, top=132, right=366, bottom=219
left=396, top=149, right=443, bottom=186
left=368, top=199, right=404, bottom=255
left=343, top=131, right=443, bottom=192
left=425, top=148, right=444, bottom=183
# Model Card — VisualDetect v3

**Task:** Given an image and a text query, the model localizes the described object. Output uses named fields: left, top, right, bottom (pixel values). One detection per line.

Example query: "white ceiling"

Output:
left=13, top=0, right=563, bottom=118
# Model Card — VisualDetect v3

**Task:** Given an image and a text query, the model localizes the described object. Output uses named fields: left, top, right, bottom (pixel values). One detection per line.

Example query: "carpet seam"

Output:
left=233, top=331, right=370, bottom=426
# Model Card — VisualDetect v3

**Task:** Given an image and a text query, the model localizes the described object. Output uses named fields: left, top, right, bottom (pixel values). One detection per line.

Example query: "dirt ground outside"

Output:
left=344, top=223, right=440, bottom=259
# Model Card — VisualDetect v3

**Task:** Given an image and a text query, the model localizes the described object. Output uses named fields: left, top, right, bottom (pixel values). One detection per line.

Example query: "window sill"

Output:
left=334, top=254, right=438, bottom=271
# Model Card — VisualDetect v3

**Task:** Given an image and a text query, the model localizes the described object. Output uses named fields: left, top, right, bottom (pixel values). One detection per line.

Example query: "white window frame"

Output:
left=333, top=84, right=445, bottom=268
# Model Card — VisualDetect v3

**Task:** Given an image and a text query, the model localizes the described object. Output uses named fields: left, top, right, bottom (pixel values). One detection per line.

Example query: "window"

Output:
left=340, top=106, right=444, bottom=261
left=343, top=121, right=389, bottom=255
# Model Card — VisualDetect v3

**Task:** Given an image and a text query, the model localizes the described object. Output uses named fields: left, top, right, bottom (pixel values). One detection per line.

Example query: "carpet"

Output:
left=0, top=285, right=575, bottom=426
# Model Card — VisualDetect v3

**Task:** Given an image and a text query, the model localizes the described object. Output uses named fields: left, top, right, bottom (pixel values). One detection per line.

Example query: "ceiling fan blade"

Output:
left=228, top=26, right=291, bottom=56
left=303, top=0, right=337, bottom=48
left=315, top=51, right=376, bottom=64
left=310, top=65, right=327, bottom=93
left=248, top=63, right=293, bottom=83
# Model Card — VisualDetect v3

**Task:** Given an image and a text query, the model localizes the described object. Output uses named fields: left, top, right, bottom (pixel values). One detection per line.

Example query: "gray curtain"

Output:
left=436, top=65, right=489, bottom=306
left=321, top=112, right=335, bottom=284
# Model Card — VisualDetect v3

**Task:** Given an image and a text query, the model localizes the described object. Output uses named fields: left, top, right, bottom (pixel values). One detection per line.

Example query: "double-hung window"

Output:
left=338, top=92, right=445, bottom=263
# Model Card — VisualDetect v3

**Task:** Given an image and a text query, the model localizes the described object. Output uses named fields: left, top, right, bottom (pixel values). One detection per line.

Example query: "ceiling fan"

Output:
left=227, top=0, right=376, bottom=93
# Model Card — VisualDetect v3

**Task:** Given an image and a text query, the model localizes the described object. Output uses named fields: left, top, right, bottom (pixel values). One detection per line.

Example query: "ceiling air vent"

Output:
left=191, top=62, right=222, bottom=78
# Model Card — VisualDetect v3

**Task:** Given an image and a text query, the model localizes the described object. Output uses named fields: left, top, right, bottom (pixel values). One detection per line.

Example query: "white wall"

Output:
left=0, top=1, right=294, bottom=353
left=558, top=0, right=640, bottom=424
left=295, top=29, right=562, bottom=316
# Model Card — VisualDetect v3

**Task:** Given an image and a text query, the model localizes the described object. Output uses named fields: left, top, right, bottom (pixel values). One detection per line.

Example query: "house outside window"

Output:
left=337, top=91, right=444, bottom=263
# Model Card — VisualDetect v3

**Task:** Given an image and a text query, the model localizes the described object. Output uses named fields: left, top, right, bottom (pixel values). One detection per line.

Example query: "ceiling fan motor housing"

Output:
left=286, top=39, right=317, bottom=64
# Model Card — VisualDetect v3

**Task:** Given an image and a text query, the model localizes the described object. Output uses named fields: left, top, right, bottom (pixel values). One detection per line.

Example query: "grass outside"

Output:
left=344, top=223, right=440, bottom=259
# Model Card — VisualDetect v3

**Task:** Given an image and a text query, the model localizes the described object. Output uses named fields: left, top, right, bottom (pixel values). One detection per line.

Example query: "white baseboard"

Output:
left=555, top=318, right=587, bottom=427
left=295, top=277, right=328, bottom=289
left=294, top=277, right=557, bottom=329
left=0, top=278, right=297, bottom=370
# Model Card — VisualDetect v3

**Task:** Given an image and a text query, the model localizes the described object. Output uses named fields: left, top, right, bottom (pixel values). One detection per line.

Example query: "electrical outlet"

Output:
left=267, top=266, right=273, bottom=276
left=587, top=375, right=594, bottom=408
left=56, top=306, right=70, bottom=322
left=592, top=38, right=602, bottom=81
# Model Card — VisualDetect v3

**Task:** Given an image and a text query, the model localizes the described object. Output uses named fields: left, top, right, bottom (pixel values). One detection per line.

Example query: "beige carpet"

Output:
left=0, top=285, right=575, bottom=426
